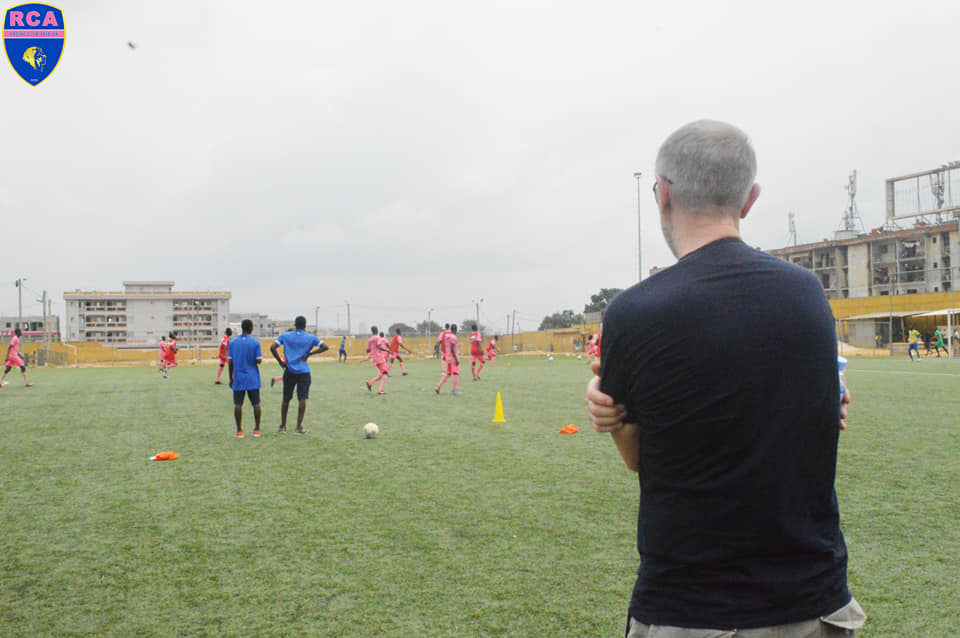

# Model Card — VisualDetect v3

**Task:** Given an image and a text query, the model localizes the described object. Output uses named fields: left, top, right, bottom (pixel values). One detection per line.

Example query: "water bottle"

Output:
left=837, top=355, right=848, bottom=405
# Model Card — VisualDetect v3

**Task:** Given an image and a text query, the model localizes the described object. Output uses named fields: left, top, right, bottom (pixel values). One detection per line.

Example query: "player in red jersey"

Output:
left=389, top=328, right=411, bottom=376
left=435, top=324, right=461, bottom=395
left=215, top=328, right=233, bottom=384
left=365, top=326, right=390, bottom=394
left=469, top=323, right=486, bottom=381
left=163, top=332, right=179, bottom=374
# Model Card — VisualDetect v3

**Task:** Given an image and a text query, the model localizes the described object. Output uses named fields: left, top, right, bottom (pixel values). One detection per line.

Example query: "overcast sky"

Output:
left=4, top=0, right=959, bottom=334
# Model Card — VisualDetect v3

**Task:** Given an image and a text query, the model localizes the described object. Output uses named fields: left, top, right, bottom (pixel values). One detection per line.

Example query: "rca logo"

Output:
left=4, top=3, right=64, bottom=85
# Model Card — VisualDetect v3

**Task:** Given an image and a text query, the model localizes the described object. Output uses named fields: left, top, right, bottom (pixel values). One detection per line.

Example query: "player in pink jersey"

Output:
left=485, top=335, right=498, bottom=364
left=1, top=328, right=31, bottom=387
left=437, top=323, right=451, bottom=371
left=389, top=328, right=411, bottom=376
left=435, top=323, right=461, bottom=395
left=215, top=328, right=232, bottom=384
left=469, top=323, right=486, bottom=381
left=158, top=336, right=169, bottom=377
left=365, top=326, right=390, bottom=394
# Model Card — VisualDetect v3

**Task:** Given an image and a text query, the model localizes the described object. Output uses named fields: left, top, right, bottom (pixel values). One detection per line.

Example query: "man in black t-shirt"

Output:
left=585, top=120, right=864, bottom=636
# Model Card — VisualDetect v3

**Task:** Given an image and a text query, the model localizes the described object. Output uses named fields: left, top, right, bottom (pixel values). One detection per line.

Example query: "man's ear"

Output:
left=740, top=183, right=761, bottom=219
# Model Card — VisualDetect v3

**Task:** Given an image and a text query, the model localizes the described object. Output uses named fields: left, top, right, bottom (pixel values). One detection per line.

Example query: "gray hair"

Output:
left=655, top=120, right=757, bottom=215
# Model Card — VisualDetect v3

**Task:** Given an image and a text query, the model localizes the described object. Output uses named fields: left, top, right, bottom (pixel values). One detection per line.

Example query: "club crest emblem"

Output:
left=4, top=3, right=64, bottom=85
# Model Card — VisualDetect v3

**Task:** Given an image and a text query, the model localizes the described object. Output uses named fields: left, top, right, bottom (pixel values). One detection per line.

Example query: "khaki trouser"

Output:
left=626, top=598, right=865, bottom=638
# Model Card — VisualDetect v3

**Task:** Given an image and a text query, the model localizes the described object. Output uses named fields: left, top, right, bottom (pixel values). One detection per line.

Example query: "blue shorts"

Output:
left=233, top=389, right=261, bottom=406
left=909, top=343, right=919, bottom=353
left=282, top=370, right=311, bottom=402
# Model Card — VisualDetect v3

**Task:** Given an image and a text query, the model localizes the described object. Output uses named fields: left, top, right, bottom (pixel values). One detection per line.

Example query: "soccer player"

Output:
left=587, top=333, right=601, bottom=365
left=228, top=319, right=262, bottom=438
left=338, top=336, right=347, bottom=363
left=435, top=323, right=460, bottom=395
left=437, top=323, right=451, bottom=372
left=270, top=316, right=328, bottom=434
left=934, top=327, right=947, bottom=357
left=0, top=328, right=31, bottom=387
left=389, top=328, right=411, bottom=376
left=908, top=328, right=921, bottom=361
left=164, top=332, right=179, bottom=373
left=215, top=328, right=232, bottom=384
left=485, top=334, right=498, bottom=365
left=469, top=323, right=485, bottom=380
left=158, top=335, right=169, bottom=377
left=365, top=326, right=390, bottom=394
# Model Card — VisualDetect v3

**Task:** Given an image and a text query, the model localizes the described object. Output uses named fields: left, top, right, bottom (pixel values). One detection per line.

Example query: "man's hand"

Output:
left=840, top=387, right=852, bottom=431
left=586, top=375, right=627, bottom=432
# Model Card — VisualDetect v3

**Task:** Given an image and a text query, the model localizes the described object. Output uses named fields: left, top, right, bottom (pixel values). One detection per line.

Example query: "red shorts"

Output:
left=376, top=361, right=390, bottom=373
left=164, top=358, right=178, bottom=368
left=219, top=357, right=228, bottom=366
left=389, top=351, right=400, bottom=361
left=6, top=354, right=23, bottom=368
left=445, top=361, right=460, bottom=375
left=470, top=353, right=485, bottom=363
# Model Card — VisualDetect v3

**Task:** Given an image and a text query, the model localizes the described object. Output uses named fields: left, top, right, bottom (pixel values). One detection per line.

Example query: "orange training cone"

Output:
left=150, top=451, right=178, bottom=461
left=558, top=424, right=578, bottom=434
left=492, top=392, right=506, bottom=422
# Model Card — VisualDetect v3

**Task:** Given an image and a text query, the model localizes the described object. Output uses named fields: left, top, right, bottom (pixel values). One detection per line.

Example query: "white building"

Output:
left=64, top=281, right=230, bottom=347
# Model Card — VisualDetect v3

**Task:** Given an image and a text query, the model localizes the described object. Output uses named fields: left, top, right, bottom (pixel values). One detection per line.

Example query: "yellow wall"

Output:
left=20, top=325, right=604, bottom=367
left=829, top=291, right=958, bottom=319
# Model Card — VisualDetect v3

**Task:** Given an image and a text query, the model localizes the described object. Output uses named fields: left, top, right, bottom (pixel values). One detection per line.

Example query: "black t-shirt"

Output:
left=600, top=237, right=850, bottom=629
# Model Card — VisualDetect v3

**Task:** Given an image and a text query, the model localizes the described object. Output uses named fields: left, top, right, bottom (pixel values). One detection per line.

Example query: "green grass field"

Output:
left=0, top=355, right=957, bottom=636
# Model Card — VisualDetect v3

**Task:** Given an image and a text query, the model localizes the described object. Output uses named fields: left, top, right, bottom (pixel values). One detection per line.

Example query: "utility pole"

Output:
left=473, top=297, right=483, bottom=327
left=427, top=307, right=435, bottom=337
left=16, top=277, right=26, bottom=332
left=345, top=300, right=351, bottom=337
left=41, top=290, right=47, bottom=363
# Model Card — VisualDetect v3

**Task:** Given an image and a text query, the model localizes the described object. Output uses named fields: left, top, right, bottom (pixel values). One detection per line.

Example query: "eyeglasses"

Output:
left=652, top=175, right=674, bottom=199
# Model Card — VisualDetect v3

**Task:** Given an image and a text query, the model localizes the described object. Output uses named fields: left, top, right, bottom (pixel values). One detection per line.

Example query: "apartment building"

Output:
left=770, top=221, right=960, bottom=299
left=64, top=281, right=230, bottom=347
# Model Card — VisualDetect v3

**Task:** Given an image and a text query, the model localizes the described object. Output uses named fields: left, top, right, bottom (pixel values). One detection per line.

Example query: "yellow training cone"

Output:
left=492, top=392, right=506, bottom=422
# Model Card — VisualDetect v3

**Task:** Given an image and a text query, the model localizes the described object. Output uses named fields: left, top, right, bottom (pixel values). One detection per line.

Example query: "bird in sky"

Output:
left=127, top=41, right=138, bottom=50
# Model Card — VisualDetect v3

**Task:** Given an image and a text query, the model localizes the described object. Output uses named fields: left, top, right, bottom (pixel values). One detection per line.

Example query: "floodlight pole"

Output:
left=426, top=307, right=435, bottom=338
left=344, top=300, right=351, bottom=337
left=315, top=306, right=321, bottom=335
left=634, top=171, right=643, bottom=281
left=16, top=277, right=26, bottom=331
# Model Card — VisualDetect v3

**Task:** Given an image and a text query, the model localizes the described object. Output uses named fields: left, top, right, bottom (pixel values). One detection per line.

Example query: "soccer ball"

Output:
left=547, top=355, right=554, bottom=361
left=363, top=422, right=379, bottom=439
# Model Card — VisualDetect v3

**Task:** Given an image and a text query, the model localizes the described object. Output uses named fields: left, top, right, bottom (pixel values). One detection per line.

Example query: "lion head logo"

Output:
left=22, top=46, right=46, bottom=71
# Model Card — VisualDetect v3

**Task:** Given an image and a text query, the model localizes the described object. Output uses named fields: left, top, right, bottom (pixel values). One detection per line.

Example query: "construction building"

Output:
left=64, top=281, right=230, bottom=347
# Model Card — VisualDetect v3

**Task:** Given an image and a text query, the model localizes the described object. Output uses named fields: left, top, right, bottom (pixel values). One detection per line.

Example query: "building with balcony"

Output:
left=64, top=281, right=231, bottom=347
left=770, top=221, right=960, bottom=299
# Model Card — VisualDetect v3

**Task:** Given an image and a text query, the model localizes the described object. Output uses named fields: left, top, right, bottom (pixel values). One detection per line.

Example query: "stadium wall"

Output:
left=36, top=325, right=602, bottom=367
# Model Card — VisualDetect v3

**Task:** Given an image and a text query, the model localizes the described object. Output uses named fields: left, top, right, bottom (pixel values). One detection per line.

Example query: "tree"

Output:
left=583, top=288, right=624, bottom=314
left=538, top=309, right=585, bottom=330
left=459, top=319, right=486, bottom=333
left=387, top=322, right=416, bottom=336
left=415, top=320, right=443, bottom=336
